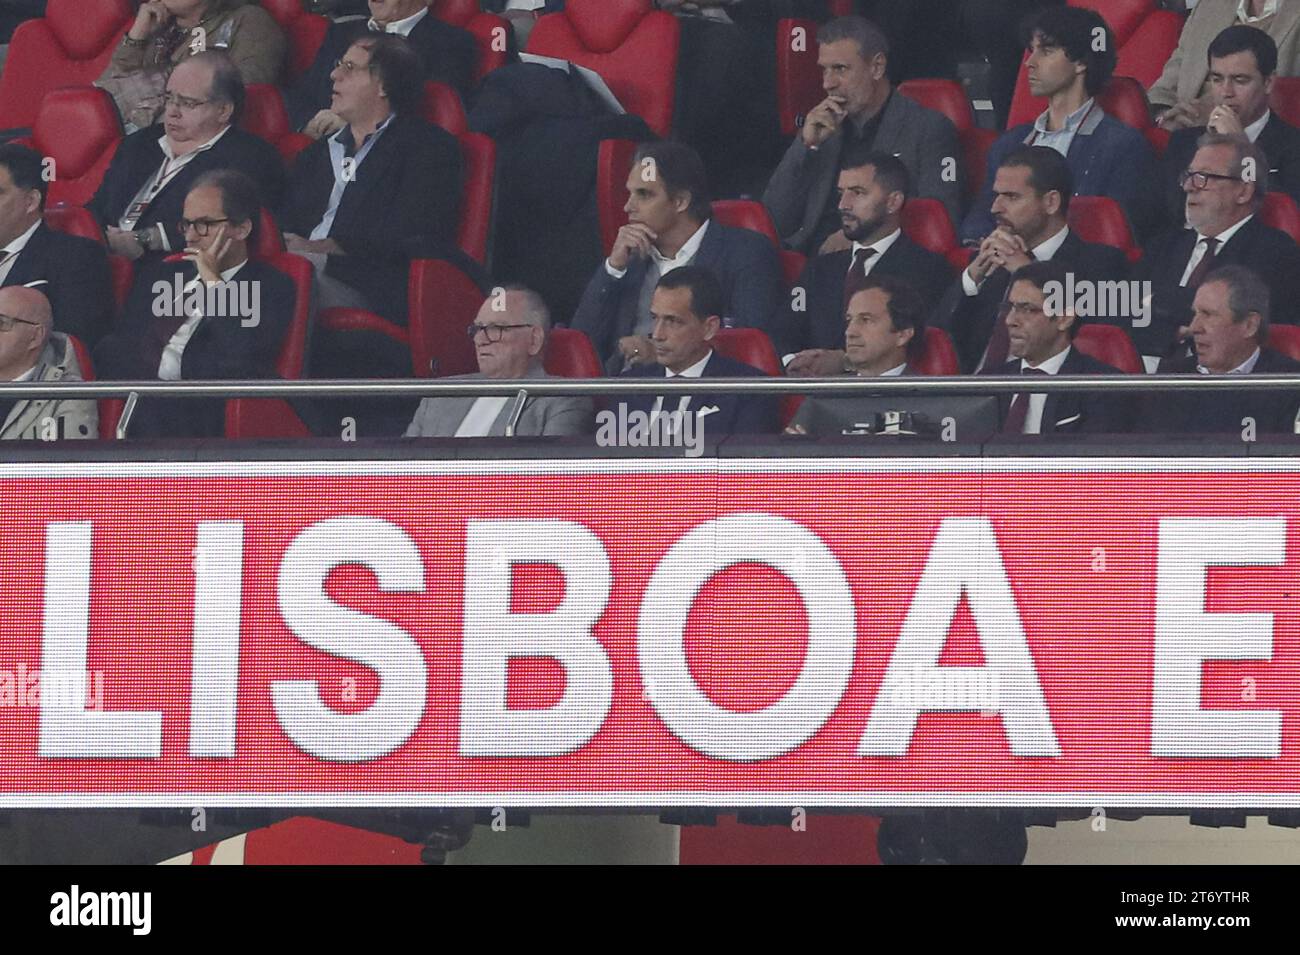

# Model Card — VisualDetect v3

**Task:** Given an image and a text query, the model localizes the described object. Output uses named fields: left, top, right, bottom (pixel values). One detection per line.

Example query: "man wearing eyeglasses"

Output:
left=0, top=285, right=97, bottom=441
left=1135, top=132, right=1300, bottom=361
left=405, top=285, right=593, bottom=438
left=88, top=51, right=285, bottom=263
left=95, top=171, right=295, bottom=438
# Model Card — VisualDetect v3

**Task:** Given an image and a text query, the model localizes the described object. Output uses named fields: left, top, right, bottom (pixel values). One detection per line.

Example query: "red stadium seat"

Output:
left=712, top=199, right=780, bottom=247
left=712, top=327, right=782, bottom=377
left=240, top=84, right=313, bottom=166
left=1070, top=0, right=1153, bottom=47
left=457, top=132, right=496, bottom=267
left=1114, top=9, right=1183, bottom=89
left=901, top=198, right=965, bottom=271
left=961, top=126, right=999, bottom=203
left=26, top=87, right=122, bottom=207
left=527, top=0, right=680, bottom=138
left=1067, top=194, right=1141, bottom=263
left=1260, top=191, right=1300, bottom=245
left=596, top=137, right=639, bottom=252
left=410, top=257, right=484, bottom=378
left=776, top=17, right=823, bottom=138
left=1267, top=325, right=1300, bottom=362
left=430, top=0, right=511, bottom=85
left=45, top=204, right=106, bottom=244
left=422, top=81, right=468, bottom=136
left=65, top=333, right=115, bottom=440
left=1271, top=77, right=1300, bottom=129
left=223, top=251, right=314, bottom=438
left=912, top=327, right=960, bottom=376
left=1074, top=323, right=1142, bottom=374
left=545, top=327, right=603, bottom=378
left=107, top=254, right=132, bottom=313
left=899, top=79, right=974, bottom=132
left=260, top=0, right=330, bottom=83
left=0, top=0, right=131, bottom=131
left=827, top=0, right=854, bottom=15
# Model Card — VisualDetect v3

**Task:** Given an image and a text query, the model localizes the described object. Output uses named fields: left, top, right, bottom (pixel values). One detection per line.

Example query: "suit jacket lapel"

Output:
left=333, top=119, right=401, bottom=230
left=1, top=225, right=44, bottom=289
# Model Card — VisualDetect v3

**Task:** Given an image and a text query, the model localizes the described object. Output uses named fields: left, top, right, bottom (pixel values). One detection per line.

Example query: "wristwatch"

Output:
left=133, top=228, right=159, bottom=253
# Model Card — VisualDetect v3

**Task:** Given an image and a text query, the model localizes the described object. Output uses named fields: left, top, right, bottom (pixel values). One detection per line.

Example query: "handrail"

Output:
left=2, top=374, right=1300, bottom=399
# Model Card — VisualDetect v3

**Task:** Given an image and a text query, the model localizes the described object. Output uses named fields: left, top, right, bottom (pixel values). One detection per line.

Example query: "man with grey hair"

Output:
left=1134, top=131, right=1300, bottom=361
left=0, top=286, right=97, bottom=440
left=762, top=14, right=961, bottom=254
left=1141, top=263, right=1300, bottom=432
left=405, top=286, right=594, bottom=437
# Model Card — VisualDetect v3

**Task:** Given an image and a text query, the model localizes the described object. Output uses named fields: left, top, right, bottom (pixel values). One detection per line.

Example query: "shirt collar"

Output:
left=1205, top=213, right=1254, bottom=247
left=851, top=227, right=902, bottom=261
left=2, top=218, right=41, bottom=257
left=665, top=350, right=713, bottom=378
left=12, top=364, right=36, bottom=383
left=1238, top=0, right=1278, bottom=22
left=1245, top=108, right=1272, bottom=142
left=651, top=219, right=710, bottom=270
left=1032, top=224, right=1070, bottom=261
left=878, top=362, right=907, bottom=377
left=1199, top=346, right=1261, bottom=375
left=331, top=112, right=395, bottom=154
left=368, top=6, right=428, bottom=35
left=1021, top=344, right=1071, bottom=375
left=1033, top=97, right=1094, bottom=135
left=220, top=259, right=248, bottom=282
left=159, top=123, right=231, bottom=162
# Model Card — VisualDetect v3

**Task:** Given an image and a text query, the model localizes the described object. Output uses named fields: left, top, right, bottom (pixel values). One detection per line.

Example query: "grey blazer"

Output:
left=405, top=366, right=594, bottom=437
left=762, top=91, right=962, bottom=253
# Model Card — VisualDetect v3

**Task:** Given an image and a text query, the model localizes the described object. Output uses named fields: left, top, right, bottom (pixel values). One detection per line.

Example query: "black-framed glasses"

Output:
left=0, top=313, right=42, bottom=333
left=177, top=217, right=230, bottom=236
left=1180, top=169, right=1242, bottom=190
left=162, top=92, right=211, bottom=111
left=466, top=323, right=532, bottom=343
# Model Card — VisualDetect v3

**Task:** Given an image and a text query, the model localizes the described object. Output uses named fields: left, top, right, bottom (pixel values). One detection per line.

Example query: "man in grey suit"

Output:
left=405, top=285, right=594, bottom=438
left=762, top=15, right=962, bottom=256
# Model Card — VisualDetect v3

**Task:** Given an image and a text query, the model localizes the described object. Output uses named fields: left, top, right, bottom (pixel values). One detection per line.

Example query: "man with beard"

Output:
left=776, top=149, right=952, bottom=373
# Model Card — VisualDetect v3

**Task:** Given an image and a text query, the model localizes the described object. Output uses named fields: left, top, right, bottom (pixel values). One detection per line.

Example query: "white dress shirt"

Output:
left=1017, top=344, right=1072, bottom=435
left=848, top=228, right=902, bottom=282
left=118, top=125, right=233, bottom=247
left=1198, top=346, right=1261, bottom=376
left=311, top=114, right=395, bottom=241
left=0, top=219, right=41, bottom=286
left=1179, top=214, right=1253, bottom=286
left=1245, top=108, right=1271, bottom=143
left=963, top=224, right=1071, bottom=296
left=877, top=362, right=907, bottom=377
left=368, top=6, right=428, bottom=35
left=1238, top=0, right=1279, bottom=23
left=158, top=260, right=249, bottom=380
left=651, top=349, right=711, bottom=424
left=1030, top=98, right=1096, bottom=158
left=455, top=396, right=511, bottom=436
left=505, top=0, right=547, bottom=9
left=606, top=219, right=710, bottom=280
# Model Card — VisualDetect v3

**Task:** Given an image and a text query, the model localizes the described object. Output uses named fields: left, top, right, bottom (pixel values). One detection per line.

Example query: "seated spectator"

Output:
left=286, top=0, right=476, bottom=133
left=573, top=140, right=780, bottom=375
left=1162, top=26, right=1300, bottom=226
left=777, top=148, right=953, bottom=369
left=89, top=52, right=286, bottom=263
left=938, top=146, right=1128, bottom=372
left=0, top=286, right=96, bottom=440
left=0, top=145, right=113, bottom=346
left=1139, top=263, right=1300, bottom=433
left=1151, top=0, right=1300, bottom=131
left=279, top=33, right=462, bottom=332
left=980, top=260, right=1129, bottom=435
left=784, top=276, right=929, bottom=435
left=96, top=0, right=286, bottom=133
left=406, top=284, right=593, bottom=437
left=1136, top=132, right=1300, bottom=360
left=95, top=171, right=295, bottom=438
left=619, top=266, right=777, bottom=435
left=762, top=15, right=962, bottom=254
left=961, top=6, right=1158, bottom=245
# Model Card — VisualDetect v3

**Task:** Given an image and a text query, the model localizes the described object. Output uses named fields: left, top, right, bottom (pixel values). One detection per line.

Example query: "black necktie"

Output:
left=1003, top=367, right=1050, bottom=435
left=843, top=246, right=878, bottom=304
left=1185, top=236, right=1221, bottom=289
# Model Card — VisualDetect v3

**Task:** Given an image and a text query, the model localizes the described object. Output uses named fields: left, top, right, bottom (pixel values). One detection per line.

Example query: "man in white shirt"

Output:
left=405, top=285, right=593, bottom=438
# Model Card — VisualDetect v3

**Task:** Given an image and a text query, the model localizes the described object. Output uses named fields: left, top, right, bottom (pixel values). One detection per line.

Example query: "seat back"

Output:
left=409, top=257, right=483, bottom=378
left=596, top=137, right=639, bottom=252
left=1114, top=8, right=1183, bottom=88
left=1067, top=194, right=1141, bottom=262
left=107, top=254, right=132, bottom=313
left=457, top=132, right=496, bottom=267
left=1073, top=323, right=1142, bottom=373
left=711, top=328, right=782, bottom=377
left=545, top=328, right=604, bottom=378
left=431, top=1, right=512, bottom=84
left=261, top=0, right=330, bottom=82
left=527, top=0, right=680, bottom=138
left=899, top=79, right=974, bottom=132
left=780, top=249, right=806, bottom=291
left=241, top=84, right=292, bottom=144
left=0, top=0, right=132, bottom=129
left=1268, top=324, right=1300, bottom=362
left=32, top=86, right=122, bottom=207
left=1272, top=77, right=1300, bottom=128
left=422, top=81, right=468, bottom=136
left=711, top=199, right=779, bottom=247
left=254, top=207, right=288, bottom=260
left=961, top=127, right=998, bottom=204
left=430, top=0, right=480, bottom=24
left=912, top=327, right=960, bottom=376
left=1260, top=191, right=1300, bottom=245
left=45, top=204, right=106, bottom=244
left=901, top=197, right=959, bottom=262
left=775, top=17, right=823, bottom=138
left=65, top=333, right=116, bottom=440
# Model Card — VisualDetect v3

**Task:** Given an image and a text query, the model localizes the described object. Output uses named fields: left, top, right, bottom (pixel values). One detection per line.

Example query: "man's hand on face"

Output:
left=801, top=95, right=849, bottom=150
left=129, top=0, right=172, bottom=40
left=106, top=226, right=145, bottom=261
left=1206, top=104, right=1245, bottom=136
left=184, top=224, right=230, bottom=285
left=303, top=109, right=346, bottom=141
left=608, top=222, right=658, bottom=271
left=819, top=231, right=852, bottom=255
left=618, top=334, right=656, bottom=365
left=787, top=348, right=847, bottom=377
left=985, top=228, right=1032, bottom=273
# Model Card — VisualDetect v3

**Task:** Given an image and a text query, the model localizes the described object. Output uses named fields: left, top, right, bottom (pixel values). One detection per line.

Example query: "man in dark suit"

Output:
left=88, top=52, right=285, bottom=263
left=980, top=260, right=1129, bottom=435
left=620, top=266, right=777, bottom=436
left=572, top=140, right=781, bottom=374
left=1139, top=264, right=1300, bottom=434
left=936, top=145, right=1129, bottom=372
left=960, top=6, right=1158, bottom=245
left=0, top=144, right=112, bottom=346
left=279, top=32, right=462, bottom=331
left=778, top=148, right=953, bottom=367
left=286, top=0, right=476, bottom=133
left=1161, top=26, right=1300, bottom=228
left=762, top=14, right=962, bottom=254
left=95, top=171, right=295, bottom=439
left=1136, top=132, right=1300, bottom=360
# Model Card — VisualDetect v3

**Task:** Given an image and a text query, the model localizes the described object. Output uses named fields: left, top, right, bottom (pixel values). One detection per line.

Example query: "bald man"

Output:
left=0, top=286, right=97, bottom=440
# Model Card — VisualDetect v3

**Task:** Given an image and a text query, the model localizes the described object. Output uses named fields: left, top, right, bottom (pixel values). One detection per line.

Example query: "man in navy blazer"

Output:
left=572, top=140, right=781, bottom=375
left=286, top=0, right=476, bottom=133
left=960, top=7, right=1158, bottom=245
left=619, top=267, right=777, bottom=436
left=0, top=145, right=113, bottom=347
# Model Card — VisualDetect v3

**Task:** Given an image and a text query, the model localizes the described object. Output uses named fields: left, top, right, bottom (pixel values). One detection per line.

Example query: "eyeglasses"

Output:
left=466, top=323, right=532, bottom=342
left=1180, top=169, right=1242, bottom=190
left=162, top=92, right=212, bottom=111
left=177, top=217, right=230, bottom=236
left=997, top=301, right=1050, bottom=319
left=333, top=58, right=374, bottom=75
left=0, top=313, right=42, bottom=333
